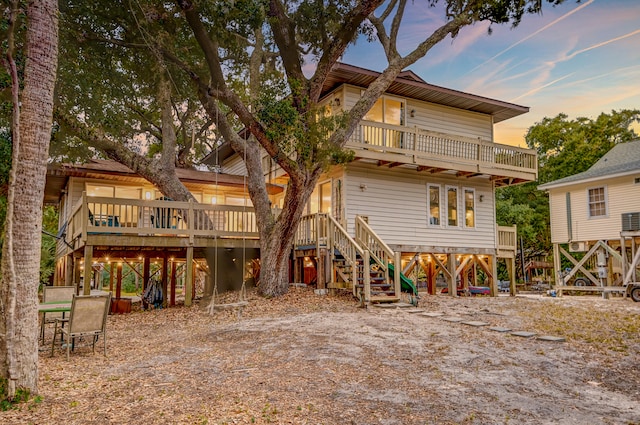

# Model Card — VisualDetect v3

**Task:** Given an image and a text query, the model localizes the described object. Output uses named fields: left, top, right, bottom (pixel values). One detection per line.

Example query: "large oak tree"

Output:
left=57, top=0, right=569, bottom=297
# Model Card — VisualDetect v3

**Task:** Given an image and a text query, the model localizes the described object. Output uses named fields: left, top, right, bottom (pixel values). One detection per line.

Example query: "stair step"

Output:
left=370, top=296, right=400, bottom=303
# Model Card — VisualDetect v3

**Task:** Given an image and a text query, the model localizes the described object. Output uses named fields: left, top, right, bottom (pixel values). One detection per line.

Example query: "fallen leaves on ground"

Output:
left=2, top=288, right=639, bottom=425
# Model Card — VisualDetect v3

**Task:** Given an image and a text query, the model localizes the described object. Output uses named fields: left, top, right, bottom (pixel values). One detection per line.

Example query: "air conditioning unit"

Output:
left=622, top=212, right=640, bottom=231
left=569, top=241, right=588, bottom=252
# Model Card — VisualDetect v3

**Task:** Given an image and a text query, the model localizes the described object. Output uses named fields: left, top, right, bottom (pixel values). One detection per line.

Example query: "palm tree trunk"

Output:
left=0, top=0, right=59, bottom=398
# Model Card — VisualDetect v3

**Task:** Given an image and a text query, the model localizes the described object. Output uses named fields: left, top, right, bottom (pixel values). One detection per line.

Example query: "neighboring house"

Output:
left=209, top=63, right=535, bottom=303
left=538, top=139, right=640, bottom=295
left=44, top=159, right=281, bottom=307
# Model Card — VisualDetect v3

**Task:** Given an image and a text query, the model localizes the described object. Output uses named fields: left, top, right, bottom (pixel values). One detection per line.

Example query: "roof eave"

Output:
left=538, top=169, right=640, bottom=191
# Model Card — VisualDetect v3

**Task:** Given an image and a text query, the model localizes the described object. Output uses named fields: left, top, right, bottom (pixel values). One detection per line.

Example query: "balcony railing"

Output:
left=348, top=121, right=538, bottom=177
left=63, top=194, right=258, bottom=252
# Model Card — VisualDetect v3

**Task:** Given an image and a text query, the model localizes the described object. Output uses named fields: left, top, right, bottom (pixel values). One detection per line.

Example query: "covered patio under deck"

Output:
left=53, top=194, right=261, bottom=309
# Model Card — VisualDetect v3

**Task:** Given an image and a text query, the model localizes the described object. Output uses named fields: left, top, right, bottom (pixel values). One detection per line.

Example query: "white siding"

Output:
left=222, top=156, right=247, bottom=176
left=548, top=174, right=640, bottom=243
left=343, top=163, right=496, bottom=250
left=342, top=85, right=493, bottom=140
left=549, top=191, right=569, bottom=244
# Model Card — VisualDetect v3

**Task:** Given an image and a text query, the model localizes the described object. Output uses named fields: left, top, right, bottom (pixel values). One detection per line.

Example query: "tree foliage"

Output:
left=527, top=109, right=640, bottom=184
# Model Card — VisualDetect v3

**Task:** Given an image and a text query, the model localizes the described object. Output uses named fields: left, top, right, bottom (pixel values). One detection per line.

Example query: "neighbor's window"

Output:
left=464, top=189, right=475, bottom=228
left=588, top=187, right=607, bottom=218
left=428, top=185, right=440, bottom=225
left=447, top=186, right=458, bottom=226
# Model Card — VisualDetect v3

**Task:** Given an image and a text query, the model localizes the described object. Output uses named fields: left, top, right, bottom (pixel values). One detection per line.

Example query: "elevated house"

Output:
left=44, top=159, right=282, bottom=308
left=209, top=63, right=536, bottom=304
left=538, top=139, right=640, bottom=297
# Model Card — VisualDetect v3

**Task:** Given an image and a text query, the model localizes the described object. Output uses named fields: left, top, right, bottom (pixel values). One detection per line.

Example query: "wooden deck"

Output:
left=347, top=121, right=537, bottom=184
left=58, top=193, right=260, bottom=256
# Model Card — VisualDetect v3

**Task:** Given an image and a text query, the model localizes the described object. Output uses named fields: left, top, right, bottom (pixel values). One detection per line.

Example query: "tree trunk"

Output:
left=0, top=0, right=59, bottom=398
left=256, top=171, right=318, bottom=297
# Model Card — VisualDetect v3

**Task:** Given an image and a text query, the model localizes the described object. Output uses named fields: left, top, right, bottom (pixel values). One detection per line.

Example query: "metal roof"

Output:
left=44, top=159, right=282, bottom=204
left=321, top=63, right=529, bottom=123
left=538, top=139, right=640, bottom=190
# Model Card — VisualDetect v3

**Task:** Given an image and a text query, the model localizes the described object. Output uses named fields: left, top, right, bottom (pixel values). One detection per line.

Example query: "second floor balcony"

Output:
left=347, top=121, right=538, bottom=185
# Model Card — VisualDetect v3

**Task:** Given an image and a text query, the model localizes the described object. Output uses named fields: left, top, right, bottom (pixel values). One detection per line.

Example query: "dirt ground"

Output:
left=3, top=287, right=640, bottom=425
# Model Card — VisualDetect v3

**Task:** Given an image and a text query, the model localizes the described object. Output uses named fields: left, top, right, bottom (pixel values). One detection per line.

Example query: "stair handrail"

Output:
left=354, top=215, right=402, bottom=298
left=326, top=214, right=370, bottom=296
left=355, top=216, right=394, bottom=270
left=327, top=214, right=364, bottom=260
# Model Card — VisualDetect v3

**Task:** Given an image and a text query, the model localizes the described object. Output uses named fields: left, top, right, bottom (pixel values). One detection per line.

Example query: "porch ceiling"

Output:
left=356, top=157, right=533, bottom=187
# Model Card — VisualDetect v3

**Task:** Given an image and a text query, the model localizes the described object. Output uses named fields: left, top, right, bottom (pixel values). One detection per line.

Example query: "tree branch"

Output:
left=267, top=0, right=304, bottom=87
left=309, top=0, right=383, bottom=103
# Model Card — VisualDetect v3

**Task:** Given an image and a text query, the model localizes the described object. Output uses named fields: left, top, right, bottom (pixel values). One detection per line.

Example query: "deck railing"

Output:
left=348, top=121, right=537, bottom=176
left=65, top=193, right=258, bottom=250
left=497, top=225, right=517, bottom=253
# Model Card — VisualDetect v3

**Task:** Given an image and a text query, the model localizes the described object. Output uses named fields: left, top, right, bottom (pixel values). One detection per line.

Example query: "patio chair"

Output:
left=51, top=293, right=112, bottom=360
left=40, top=285, right=75, bottom=342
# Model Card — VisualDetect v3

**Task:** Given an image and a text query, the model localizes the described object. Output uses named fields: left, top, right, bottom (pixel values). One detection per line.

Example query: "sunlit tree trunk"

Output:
left=0, top=0, right=59, bottom=398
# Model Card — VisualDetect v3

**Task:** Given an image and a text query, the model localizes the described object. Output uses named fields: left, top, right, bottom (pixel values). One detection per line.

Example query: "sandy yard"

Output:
left=3, top=287, right=639, bottom=425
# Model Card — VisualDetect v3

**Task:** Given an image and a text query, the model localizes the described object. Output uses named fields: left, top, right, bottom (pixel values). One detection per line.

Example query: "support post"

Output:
left=142, top=256, right=150, bottom=291
left=116, top=261, right=123, bottom=299
left=65, top=254, right=74, bottom=287
left=109, top=262, right=114, bottom=293
left=553, top=243, right=562, bottom=296
left=508, top=256, right=516, bottom=296
left=394, top=251, right=401, bottom=298
left=363, top=250, right=371, bottom=304
left=161, top=255, right=168, bottom=308
left=447, top=254, right=457, bottom=297
left=170, top=259, right=177, bottom=307
left=427, top=256, right=436, bottom=295
left=185, top=246, right=193, bottom=306
left=490, top=255, right=498, bottom=296
left=83, top=245, right=93, bottom=295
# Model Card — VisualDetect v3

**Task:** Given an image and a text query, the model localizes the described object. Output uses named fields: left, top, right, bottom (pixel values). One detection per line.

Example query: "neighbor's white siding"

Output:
left=548, top=190, right=569, bottom=244
left=342, top=85, right=493, bottom=140
left=548, top=173, right=640, bottom=243
left=343, top=163, right=496, bottom=250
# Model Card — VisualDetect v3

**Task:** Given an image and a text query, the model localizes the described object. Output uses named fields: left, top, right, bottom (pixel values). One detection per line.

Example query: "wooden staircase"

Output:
left=295, top=213, right=409, bottom=306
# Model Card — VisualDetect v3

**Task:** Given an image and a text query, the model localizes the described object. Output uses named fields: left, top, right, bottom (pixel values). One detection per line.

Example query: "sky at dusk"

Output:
left=342, top=0, right=640, bottom=147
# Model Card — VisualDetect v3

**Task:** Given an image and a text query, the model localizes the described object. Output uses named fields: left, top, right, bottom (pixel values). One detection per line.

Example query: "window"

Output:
left=308, top=180, right=332, bottom=214
left=464, top=189, right=475, bottom=228
left=362, top=95, right=406, bottom=148
left=588, top=187, right=607, bottom=218
left=319, top=181, right=332, bottom=214
left=427, top=185, right=440, bottom=225
left=226, top=195, right=253, bottom=207
left=115, top=187, right=142, bottom=199
left=447, top=186, right=458, bottom=226
left=363, top=96, right=405, bottom=125
left=86, top=184, right=114, bottom=198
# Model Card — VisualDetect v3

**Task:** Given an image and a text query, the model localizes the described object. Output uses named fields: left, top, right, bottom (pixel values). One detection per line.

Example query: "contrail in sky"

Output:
left=510, top=73, right=575, bottom=102
left=466, top=0, right=595, bottom=75
left=565, top=28, right=640, bottom=60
